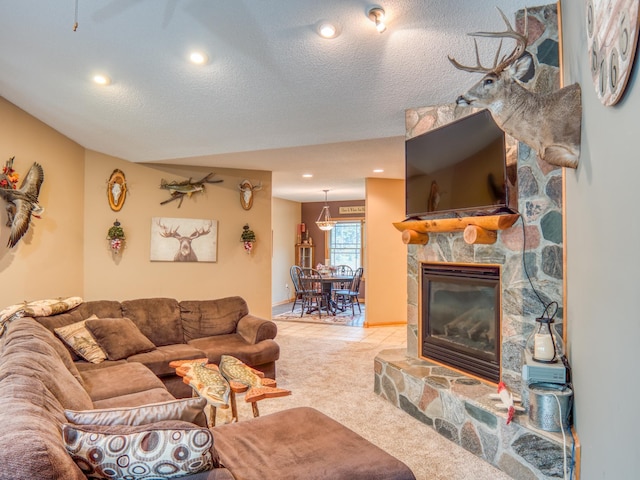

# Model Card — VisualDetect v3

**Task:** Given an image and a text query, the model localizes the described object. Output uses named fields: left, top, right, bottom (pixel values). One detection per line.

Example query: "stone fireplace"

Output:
left=374, top=5, right=572, bottom=479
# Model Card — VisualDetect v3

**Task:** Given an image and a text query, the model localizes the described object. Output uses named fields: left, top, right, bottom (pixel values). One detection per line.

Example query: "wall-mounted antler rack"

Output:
left=393, top=214, right=519, bottom=245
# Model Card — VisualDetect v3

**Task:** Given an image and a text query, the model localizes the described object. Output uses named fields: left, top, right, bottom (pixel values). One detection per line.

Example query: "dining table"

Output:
left=302, top=274, right=353, bottom=315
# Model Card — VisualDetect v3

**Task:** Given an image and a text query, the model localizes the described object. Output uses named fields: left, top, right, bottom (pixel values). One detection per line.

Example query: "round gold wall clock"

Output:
left=587, top=0, right=640, bottom=106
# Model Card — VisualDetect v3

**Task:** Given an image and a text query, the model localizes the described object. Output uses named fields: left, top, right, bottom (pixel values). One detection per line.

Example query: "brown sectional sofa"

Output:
left=0, top=297, right=416, bottom=480
left=35, top=296, right=279, bottom=398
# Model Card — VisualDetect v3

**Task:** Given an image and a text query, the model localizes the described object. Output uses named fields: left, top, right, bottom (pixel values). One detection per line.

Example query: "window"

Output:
left=328, top=221, right=363, bottom=270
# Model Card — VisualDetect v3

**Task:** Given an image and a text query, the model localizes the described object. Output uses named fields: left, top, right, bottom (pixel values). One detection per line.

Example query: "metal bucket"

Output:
left=527, top=382, right=572, bottom=432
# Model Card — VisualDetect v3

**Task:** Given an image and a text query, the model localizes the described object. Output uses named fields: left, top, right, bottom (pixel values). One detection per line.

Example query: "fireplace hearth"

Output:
left=421, top=263, right=500, bottom=383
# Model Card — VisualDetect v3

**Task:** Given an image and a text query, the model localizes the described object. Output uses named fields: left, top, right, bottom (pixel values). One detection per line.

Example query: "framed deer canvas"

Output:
left=150, top=217, right=218, bottom=262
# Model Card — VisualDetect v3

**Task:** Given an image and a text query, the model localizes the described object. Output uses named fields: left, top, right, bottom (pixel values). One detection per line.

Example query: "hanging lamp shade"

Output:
left=316, top=190, right=337, bottom=231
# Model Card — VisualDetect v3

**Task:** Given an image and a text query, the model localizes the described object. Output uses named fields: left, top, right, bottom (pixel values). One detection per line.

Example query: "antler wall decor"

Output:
left=238, top=180, right=262, bottom=210
left=159, top=173, right=223, bottom=207
left=449, top=8, right=582, bottom=169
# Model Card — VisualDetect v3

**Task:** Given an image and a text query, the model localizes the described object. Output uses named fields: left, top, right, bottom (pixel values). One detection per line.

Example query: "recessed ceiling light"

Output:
left=302, top=174, right=313, bottom=178
left=318, top=23, right=338, bottom=39
left=92, top=74, right=111, bottom=86
left=373, top=169, right=384, bottom=173
left=189, top=51, right=208, bottom=65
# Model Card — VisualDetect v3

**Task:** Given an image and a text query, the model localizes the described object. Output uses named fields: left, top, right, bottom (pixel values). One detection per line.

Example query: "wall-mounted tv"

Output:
left=405, top=109, right=518, bottom=219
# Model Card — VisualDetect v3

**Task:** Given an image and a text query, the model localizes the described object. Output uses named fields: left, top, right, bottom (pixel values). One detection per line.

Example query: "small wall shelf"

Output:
left=393, top=214, right=519, bottom=245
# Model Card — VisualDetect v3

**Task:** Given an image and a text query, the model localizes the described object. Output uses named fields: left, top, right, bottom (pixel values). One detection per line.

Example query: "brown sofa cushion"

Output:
left=86, top=317, right=156, bottom=360
left=122, top=298, right=184, bottom=346
left=65, top=397, right=208, bottom=427
left=180, top=297, right=249, bottom=341
left=81, top=362, right=167, bottom=402
left=127, top=343, right=207, bottom=376
left=92, top=388, right=176, bottom=409
left=188, top=334, right=280, bottom=368
left=1, top=319, right=93, bottom=412
left=214, top=407, right=416, bottom=480
left=0, top=375, right=86, bottom=480
left=63, top=420, right=216, bottom=479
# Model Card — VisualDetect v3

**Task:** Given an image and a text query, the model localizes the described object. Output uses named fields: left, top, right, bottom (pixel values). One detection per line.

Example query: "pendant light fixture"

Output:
left=316, top=190, right=337, bottom=231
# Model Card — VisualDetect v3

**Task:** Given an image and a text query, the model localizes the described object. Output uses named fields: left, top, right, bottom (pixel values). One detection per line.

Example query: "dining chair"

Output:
left=289, top=265, right=305, bottom=312
left=300, top=268, right=331, bottom=318
left=334, top=265, right=353, bottom=289
left=333, top=267, right=363, bottom=314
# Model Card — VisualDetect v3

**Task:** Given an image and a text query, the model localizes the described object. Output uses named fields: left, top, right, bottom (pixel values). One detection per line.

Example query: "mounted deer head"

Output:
left=449, top=8, right=581, bottom=169
left=157, top=220, right=212, bottom=262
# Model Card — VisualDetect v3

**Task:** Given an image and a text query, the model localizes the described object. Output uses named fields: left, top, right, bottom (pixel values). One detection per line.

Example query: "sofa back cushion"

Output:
left=122, top=298, right=184, bottom=346
left=180, top=297, right=249, bottom=341
left=0, top=374, right=86, bottom=480
left=0, top=319, right=93, bottom=412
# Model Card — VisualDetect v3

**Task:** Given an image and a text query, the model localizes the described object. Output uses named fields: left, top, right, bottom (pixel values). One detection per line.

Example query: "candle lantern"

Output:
left=525, top=303, right=563, bottom=363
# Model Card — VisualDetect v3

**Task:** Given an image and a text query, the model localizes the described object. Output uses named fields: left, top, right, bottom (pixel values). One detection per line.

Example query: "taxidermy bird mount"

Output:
left=0, top=157, right=45, bottom=247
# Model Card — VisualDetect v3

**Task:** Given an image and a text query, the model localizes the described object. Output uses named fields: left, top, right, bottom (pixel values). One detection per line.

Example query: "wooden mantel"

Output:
left=393, top=214, right=520, bottom=245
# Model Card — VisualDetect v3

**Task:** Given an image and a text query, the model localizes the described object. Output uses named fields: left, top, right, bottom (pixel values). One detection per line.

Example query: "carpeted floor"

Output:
left=221, top=326, right=512, bottom=480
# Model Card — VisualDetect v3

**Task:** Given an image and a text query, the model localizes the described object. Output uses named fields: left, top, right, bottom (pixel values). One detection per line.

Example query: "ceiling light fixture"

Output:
left=368, top=7, right=387, bottom=33
left=93, top=74, right=111, bottom=86
left=316, top=189, right=337, bottom=231
left=373, top=168, right=384, bottom=173
left=318, top=23, right=338, bottom=39
left=189, top=51, right=208, bottom=65
left=302, top=173, right=313, bottom=178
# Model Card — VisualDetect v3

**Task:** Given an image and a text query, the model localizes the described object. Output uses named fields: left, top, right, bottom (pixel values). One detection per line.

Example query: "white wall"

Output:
left=562, top=3, right=640, bottom=478
left=271, top=197, right=300, bottom=305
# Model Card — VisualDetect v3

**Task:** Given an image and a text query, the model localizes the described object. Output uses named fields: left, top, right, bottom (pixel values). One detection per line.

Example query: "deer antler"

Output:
left=448, top=8, right=528, bottom=74
left=190, top=221, right=212, bottom=239
left=157, top=221, right=181, bottom=239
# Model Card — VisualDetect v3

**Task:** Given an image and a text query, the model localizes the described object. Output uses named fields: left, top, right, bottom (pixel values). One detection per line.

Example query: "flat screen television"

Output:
left=405, top=109, right=518, bottom=219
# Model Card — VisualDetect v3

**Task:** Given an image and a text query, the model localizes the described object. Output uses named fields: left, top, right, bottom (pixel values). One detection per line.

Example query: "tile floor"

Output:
left=272, top=302, right=407, bottom=347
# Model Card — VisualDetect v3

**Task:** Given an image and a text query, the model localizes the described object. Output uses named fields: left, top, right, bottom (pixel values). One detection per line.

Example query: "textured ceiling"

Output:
left=0, top=0, right=529, bottom=202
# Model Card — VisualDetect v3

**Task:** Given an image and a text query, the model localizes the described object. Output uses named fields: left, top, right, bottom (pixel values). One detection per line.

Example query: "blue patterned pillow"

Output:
left=62, top=420, right=215, bottom=479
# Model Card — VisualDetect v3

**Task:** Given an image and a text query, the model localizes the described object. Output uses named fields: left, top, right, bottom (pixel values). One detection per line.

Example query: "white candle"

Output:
left=534, top=333, right=555, bottom=361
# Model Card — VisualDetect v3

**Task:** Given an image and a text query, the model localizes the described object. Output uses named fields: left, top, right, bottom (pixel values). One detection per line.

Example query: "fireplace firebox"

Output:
left=421, top=263, right=500, bottom=383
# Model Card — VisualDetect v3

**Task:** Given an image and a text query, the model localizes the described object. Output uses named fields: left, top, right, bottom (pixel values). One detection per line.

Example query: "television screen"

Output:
left=405, top=109, right=516, bottom=219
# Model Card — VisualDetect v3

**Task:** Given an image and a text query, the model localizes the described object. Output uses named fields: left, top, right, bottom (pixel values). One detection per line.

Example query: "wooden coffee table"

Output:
left=169, top=358, right=288, bottom=426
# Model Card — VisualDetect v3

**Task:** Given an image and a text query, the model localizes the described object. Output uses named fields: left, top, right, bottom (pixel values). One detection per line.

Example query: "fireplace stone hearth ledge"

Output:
left=374, top=348, right=570, bottom=480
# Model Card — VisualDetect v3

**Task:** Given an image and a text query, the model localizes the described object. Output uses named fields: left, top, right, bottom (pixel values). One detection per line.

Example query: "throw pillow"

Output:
left=62, top=420, right=216, bottom=479
left=54, top=315, right=107, bottom=364
left=85, top=317, right=156, bottom=360
left=64, top=397, right=208, bottom=427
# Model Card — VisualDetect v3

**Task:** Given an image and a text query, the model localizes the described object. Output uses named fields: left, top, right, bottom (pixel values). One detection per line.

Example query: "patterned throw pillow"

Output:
left=62, top=420, right=215, bottom=479
left=64, top=397, right=208, bottom=428
left=54, top=315, right=107, bottom=364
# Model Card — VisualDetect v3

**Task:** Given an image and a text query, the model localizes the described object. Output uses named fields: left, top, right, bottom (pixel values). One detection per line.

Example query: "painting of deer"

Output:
left=151, top=217, right=217, bottom=262
left=449, top=8, right=582, bottom=169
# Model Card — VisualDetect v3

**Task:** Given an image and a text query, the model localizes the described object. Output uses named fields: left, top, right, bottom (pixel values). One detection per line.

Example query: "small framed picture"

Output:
left=150, top=217, right=218, bottom=262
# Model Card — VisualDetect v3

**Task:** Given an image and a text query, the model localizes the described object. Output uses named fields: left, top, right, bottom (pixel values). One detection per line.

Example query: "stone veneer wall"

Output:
left=375, top=5, right=571, bottom=479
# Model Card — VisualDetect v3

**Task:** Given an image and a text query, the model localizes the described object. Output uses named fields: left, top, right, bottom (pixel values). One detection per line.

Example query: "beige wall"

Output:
left=83, top=151, right=273, bottom=319
left=0, top=97, right=85, bottom=307
left=271, top=197, right=300, bottom=305
left=562, top=2, right=639, bottom=477
left=364, top=178, right=406, bottom=326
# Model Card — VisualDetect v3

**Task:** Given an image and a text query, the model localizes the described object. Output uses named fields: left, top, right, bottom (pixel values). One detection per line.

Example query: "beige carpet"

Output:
left=220, top=329, right=512, bottom=480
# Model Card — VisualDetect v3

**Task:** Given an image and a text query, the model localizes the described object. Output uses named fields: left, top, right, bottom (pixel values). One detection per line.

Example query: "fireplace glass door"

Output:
left=421, top=263, right=500, bottom=382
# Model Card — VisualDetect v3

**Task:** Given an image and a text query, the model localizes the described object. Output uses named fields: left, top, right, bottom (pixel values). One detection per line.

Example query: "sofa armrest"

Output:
left=236, top=315, right=277, bottom=344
